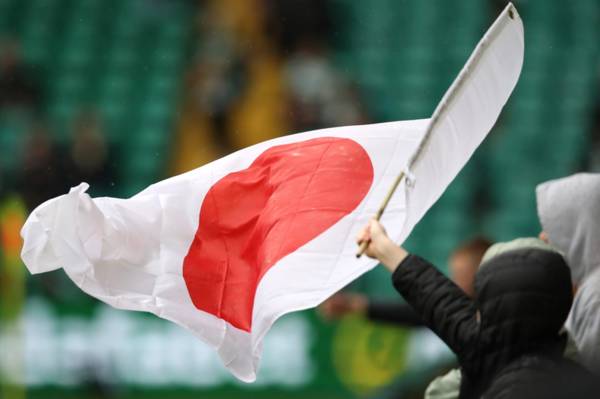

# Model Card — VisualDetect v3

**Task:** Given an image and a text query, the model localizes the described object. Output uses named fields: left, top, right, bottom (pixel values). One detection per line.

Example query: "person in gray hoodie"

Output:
left=536, top=172, right=600, bottom=374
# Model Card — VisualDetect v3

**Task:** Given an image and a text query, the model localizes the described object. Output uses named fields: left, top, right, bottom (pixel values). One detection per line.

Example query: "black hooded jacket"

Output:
left=391, top=248, right=598, bottom=398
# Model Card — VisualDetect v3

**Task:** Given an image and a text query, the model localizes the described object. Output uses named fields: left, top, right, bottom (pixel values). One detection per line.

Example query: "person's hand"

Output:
left=356, top=219, right=409, bottom=272
left=319, top=292, right=368, bottom=321
left=356, top=219, right=391, bottom=258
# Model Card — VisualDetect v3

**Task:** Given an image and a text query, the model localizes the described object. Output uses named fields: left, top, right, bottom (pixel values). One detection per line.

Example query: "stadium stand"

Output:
left=0, top=0, right=193, bottom=197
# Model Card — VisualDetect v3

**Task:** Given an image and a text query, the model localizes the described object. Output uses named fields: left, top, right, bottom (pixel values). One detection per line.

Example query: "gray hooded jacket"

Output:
left=536, top=173, right=600, bottom=373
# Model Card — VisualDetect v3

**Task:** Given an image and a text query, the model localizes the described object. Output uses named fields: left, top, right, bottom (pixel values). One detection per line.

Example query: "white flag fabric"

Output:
left=20, top=3, right=523, bottom=382
left=400, top=3, right=524, bottom=239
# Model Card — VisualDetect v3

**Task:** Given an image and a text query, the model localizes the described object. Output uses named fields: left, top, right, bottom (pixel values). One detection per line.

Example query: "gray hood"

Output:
left=536, top=173, right=600, bottom=285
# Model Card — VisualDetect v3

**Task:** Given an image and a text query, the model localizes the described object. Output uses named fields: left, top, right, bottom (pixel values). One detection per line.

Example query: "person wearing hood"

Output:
left=357, top=221, right=599, bottom=398
left=536, top=172, right=600, bottom=374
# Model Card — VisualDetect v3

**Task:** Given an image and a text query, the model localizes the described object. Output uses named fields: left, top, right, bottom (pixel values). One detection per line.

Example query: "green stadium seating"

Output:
left=0, top=0, right=194, bottom=198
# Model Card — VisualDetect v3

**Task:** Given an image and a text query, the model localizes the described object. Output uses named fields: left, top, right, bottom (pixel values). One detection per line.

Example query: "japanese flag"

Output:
left=20, top=3, right=523, bottom=382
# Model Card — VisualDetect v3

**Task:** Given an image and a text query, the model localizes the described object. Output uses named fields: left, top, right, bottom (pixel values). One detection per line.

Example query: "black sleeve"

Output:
left=391, top=254, right=478, bottom=357
left=367, top=301, right=424, bottom=327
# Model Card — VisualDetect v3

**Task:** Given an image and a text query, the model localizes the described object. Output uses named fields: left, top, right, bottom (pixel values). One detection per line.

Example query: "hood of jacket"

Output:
left=536, top=173, right=600, bottom=285
left=475, top=248, right=573, bottom=355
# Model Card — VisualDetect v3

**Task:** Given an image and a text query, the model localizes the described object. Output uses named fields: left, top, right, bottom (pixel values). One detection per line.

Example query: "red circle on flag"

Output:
left=183, top=137, right=374, bottom=331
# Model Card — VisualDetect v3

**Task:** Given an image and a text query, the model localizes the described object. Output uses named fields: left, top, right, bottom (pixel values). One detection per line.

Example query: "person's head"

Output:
left=475, top=238, right=573, bottom=352
left=536, top=173, right=600, bottom=285
left=449, top=236, right=493, bottom=297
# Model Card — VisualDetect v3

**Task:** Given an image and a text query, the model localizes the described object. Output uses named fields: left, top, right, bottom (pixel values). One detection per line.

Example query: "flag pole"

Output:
left=356, top=171, right=405, bottom=258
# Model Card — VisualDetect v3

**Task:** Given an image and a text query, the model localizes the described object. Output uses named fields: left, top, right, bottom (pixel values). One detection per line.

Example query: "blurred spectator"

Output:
left=0, top=37, right=42, bottom=112
left=264, top=0, right=367, bottom=132
left=188, top=8, right=249, bottom=154
left=284, top=40, right=368, bottom=131
left=17, top=124, right=67, bottom=210
left=64, top=111, right=117, bottom=196
left=264, top=0, right=333, bottom=54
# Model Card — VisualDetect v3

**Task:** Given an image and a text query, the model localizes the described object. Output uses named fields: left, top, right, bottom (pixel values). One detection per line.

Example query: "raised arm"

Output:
left=357, top=219, right=478, bottom=357
left=391, top=254, right=478, bottom=355
left=368, top=301, right=424, bottom=326
left=319, top=292, right=423, bottom=326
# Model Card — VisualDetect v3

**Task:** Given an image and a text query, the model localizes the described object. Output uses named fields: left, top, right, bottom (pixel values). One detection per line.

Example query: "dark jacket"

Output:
left=367, top=301, right=423, bottom=326
left=392, top=249, right=599, bottom=398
